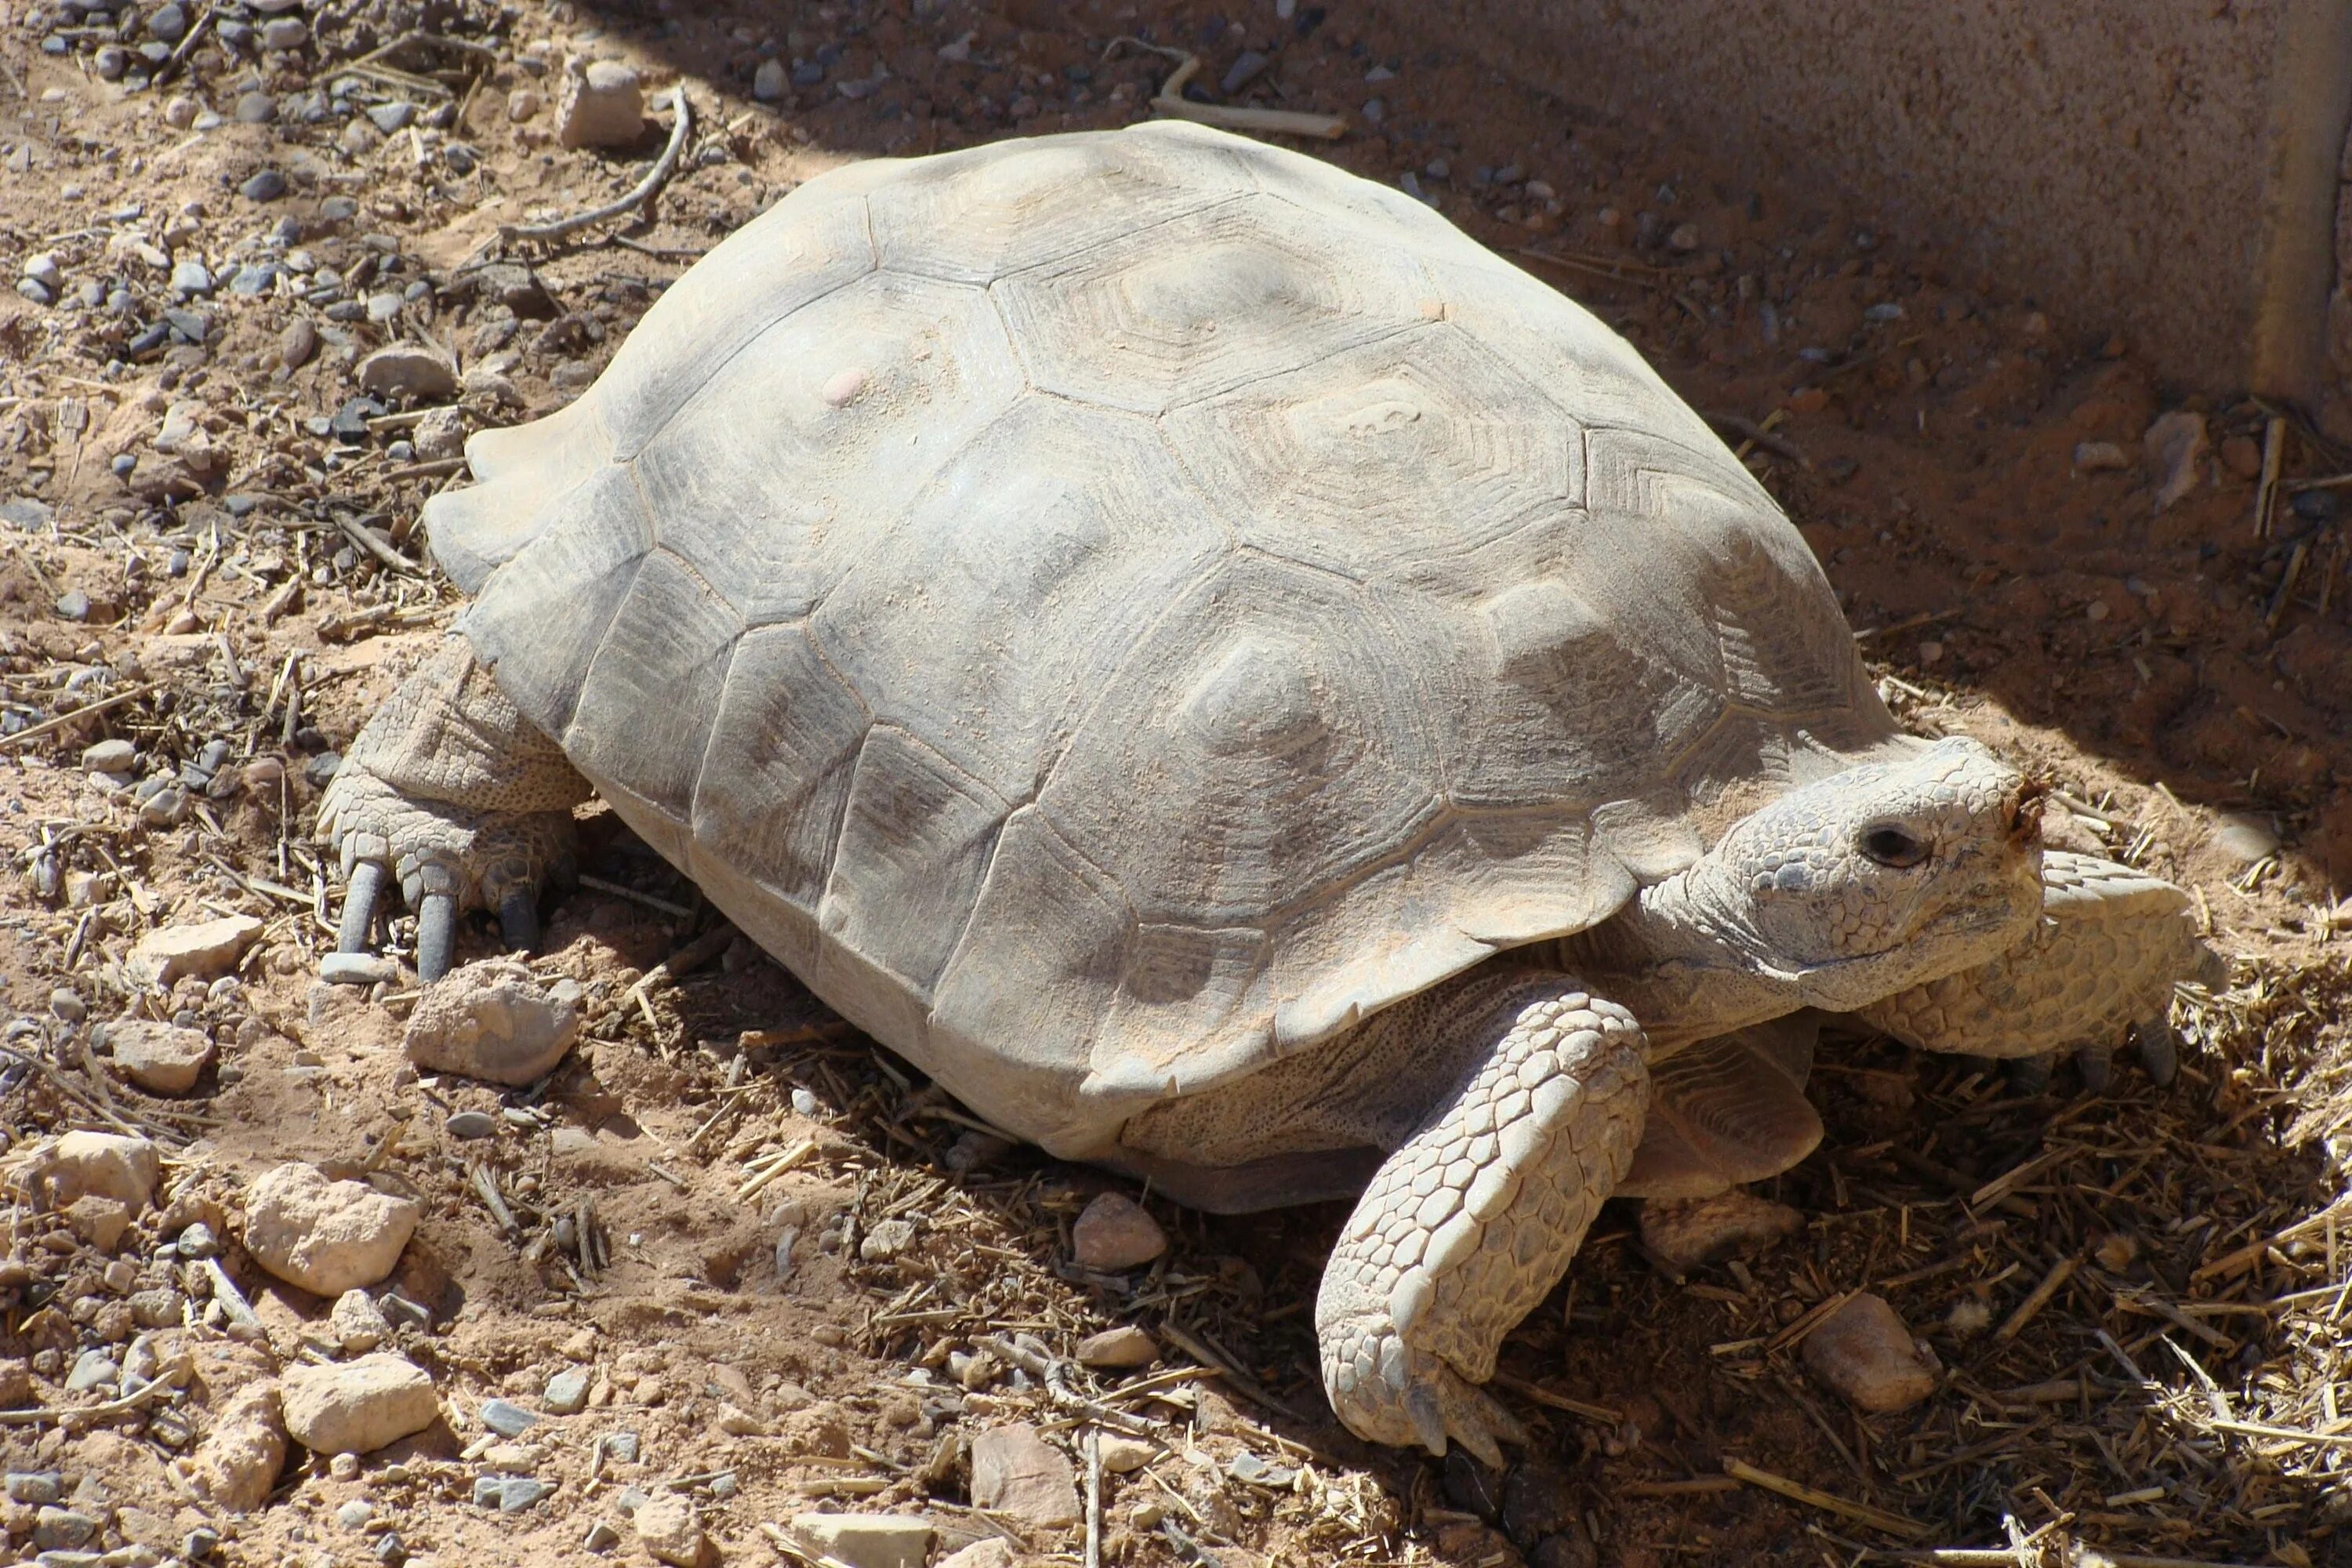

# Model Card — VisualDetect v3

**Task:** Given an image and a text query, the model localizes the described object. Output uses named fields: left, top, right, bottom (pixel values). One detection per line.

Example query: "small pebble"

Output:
left=320, top=950, right=400, bottom=987
left=544, top=1370, right=590, bottom=1414
left=480, top=1398, right=540, bottom=1437
left=445, top=1110, right=499, bottom=1141
left=240, top=169, right=289, bottom=202
left=81, top=739, right=136, bottom=775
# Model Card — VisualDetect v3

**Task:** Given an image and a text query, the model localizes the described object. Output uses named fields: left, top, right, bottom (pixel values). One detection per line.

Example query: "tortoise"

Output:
left=319, top=122, right=2210, bottom=1461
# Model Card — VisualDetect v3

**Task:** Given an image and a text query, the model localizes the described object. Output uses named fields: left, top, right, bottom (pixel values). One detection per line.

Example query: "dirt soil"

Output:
left=2, top=2, right=2350, bottom=1567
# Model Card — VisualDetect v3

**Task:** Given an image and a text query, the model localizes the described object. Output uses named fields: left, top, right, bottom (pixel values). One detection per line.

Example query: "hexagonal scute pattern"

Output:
left=632, top=270, right=1026, bottom=628
left=1167, top=321, right=1582, bottom=580
left=995, top=196, right=1438, bottom=416
left=869, top=126, right=1257, bottom=285
left=434, top=122, right=1882, bottom=1156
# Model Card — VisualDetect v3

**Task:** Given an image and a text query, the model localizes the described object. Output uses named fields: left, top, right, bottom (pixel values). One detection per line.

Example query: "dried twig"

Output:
left=1721, top=1456, right=1929, bottom=1539
left=1103, top=39, right=1346, bottom=139
left=503, top=88, right=694, bottom=242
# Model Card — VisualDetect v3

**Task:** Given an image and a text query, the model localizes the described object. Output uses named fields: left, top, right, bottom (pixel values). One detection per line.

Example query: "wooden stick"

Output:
left=505, top=88, right=694, bottom=242
left=1720, top=1457, right=1930, bottom=1539
left=1993, top=1254, right=2077, bottom=1341
left=0, top=679, right=168, bottom=749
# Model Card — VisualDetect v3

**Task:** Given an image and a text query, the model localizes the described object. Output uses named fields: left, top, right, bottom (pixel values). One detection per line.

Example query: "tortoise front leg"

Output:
left=1856, top=851, right=2221, bottom=1091
left=1316, top=974, right=1647, bottom=1465
left=317, top=638, right=590, bottom=980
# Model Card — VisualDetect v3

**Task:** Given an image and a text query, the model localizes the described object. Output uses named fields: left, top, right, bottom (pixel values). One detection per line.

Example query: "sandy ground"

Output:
left=1, top=2, right=2350, bottom=1566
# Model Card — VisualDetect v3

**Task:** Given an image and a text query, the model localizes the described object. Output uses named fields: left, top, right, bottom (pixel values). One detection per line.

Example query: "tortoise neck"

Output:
left=1560, top=874, right=1798, bottom=1052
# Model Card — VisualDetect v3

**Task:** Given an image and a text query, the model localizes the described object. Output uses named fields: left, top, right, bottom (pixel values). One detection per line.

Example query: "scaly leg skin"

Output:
left=316, top=638, right=590, bottom=981
left=1856, top=851, right=2223, bottom=1091
left=1316, top=976, right=1648, bottom=1466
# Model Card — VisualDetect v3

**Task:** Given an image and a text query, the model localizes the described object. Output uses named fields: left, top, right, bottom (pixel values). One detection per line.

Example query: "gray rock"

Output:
left=480, top=1398, right=539, bottom=1437
left=169, top=260, right=213, bottom=296
left=5, top=1472, right=62, bottom=1504
left=474, top=1475, right=550, bottom=1511
left=33, top=1508, right=98, bottom=1551
left=583, top=1519, right=622, bottom=1551
left=280, top=316, right=319, bottom=369
left=21, top=253, right=62, bottom=290
left=753, top=59, right=786, bottom=101
left=543, top=1370, right=590, bottom=1414
left=81, top=739, right=136, bottom=774
left=2212, top=813, right=2278, bottom=868
left=366, top=102, right=414, bottom=133
left=412, top=405, right=466, bottom=460
left=147, top=3, right=187, bottom=42
left=55, top=588, right=90, bottom=620
left=260, top=16, right=307, bottom=49
left=1221, top=49, right=1269, bottom=93
left=240, top=169, right=289, bottom=202
left=15, top=278, right=53, bottom=307
left=444, top=1110, right=498, bottom=1141
left=336, top=1500, right=375, bottom=1530
left=319, top=951, right=398, bottom=987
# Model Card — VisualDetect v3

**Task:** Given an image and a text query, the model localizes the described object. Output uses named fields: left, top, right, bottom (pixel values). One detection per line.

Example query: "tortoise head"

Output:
left=1675, top=735, right=2045, bottom=1011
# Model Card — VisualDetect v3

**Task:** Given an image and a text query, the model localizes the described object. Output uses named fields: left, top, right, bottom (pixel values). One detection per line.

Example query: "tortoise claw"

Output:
left=338, top=859, right=387, bottom=955
left=2135, top=1014, right=2180, bottom=1087
left=416, top=891, right=458, bottom=983
left=498, top=886, right=542, bottom=955
left=2072, top=1041, right=2114, bottom=1095
left=2003, top=1054, right=2053, bottom=1097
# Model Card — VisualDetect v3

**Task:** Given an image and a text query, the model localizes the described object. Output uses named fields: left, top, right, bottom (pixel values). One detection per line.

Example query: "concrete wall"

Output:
left=1380, top=0, right=2352, bottom=405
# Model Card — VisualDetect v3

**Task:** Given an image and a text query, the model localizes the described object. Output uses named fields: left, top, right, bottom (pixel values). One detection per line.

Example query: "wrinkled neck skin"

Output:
left=1559, top=866, right=1806, bottom=1054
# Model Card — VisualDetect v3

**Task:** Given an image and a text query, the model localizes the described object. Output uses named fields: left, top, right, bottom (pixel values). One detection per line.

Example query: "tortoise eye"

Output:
left=1860, top=825, right=1930, bottom=869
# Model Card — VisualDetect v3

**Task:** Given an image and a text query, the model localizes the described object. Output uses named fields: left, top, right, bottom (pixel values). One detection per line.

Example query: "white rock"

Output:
left=281, top=1354, right=439, bottom=1454
left=2212, top=812, right=2279, bottom=868
left=791, top=1514, right=932, bottom=1568
left=938, top=1541, right=1017, bottom=1568
left=129, top=914, right=263, bottom=985
left=1095, top=1432, right=1156, bottom=1474
left=753, top=58, right=787, bottom=101
left=100, top=1020, right=214, bottom=1095
left=16, top=1131, right=160, bottom=1210
left=633, top=1493, right=705, bottom=1567
left=403, top=959, right=579, bottom=1087
left=242, top=1162, right=420, bottom=1295
left=412, top=405, right=466, bottom=461
left=356, top=344, right=458, bottom=401
left=1075, top=1325, right=1159, bottom=1369
left=329, top=1288, right=393, bottom=1354
left=1802, top=1292, right=1940, bottom=1412
left=1072, top=1192, right=1167, bottom=1271
left=557, top=58, right=644, bottom=149
left=191, top=1382, right=288, bottom=1512
left=1638, top=1189, right=1803, bottom=1274
left=971, top=1423, right=1080, bottom=1527
left=2145, top=410, right=2208, bottom=514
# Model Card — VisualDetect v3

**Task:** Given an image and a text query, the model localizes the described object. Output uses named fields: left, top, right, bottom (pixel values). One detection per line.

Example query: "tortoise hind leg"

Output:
left=1316, top=972, right=1648, bottom=1465
left=317, top=638, right=590, bottom=980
